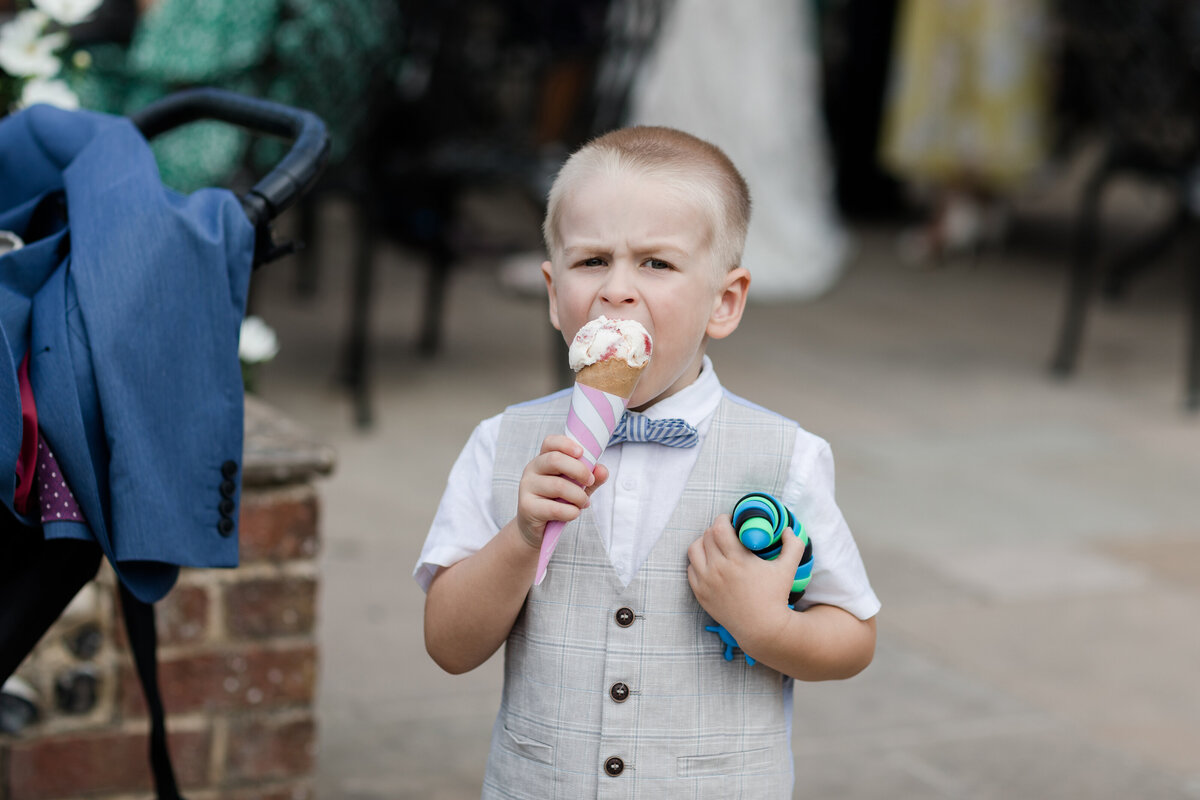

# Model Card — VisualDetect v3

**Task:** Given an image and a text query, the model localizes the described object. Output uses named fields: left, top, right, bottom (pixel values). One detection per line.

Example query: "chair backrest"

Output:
left=1060, top=0, right=1200, bottom=167
left=376, top=0, right=562, bottom=152
left=586, top=0, right=672, bottom=136
left=354, top=0, right=672, bottom=197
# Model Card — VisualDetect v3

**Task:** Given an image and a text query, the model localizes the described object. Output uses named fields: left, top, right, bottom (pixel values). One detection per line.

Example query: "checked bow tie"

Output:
left=609, top=413, right=699, bottom=448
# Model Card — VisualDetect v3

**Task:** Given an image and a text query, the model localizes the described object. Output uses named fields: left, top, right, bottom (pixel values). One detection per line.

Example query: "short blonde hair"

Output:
left=543, top=126, right=752, bottom=279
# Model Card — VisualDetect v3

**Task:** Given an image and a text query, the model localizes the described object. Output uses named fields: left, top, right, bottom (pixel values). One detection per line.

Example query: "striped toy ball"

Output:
left=732, top=492, right=813, bottom=596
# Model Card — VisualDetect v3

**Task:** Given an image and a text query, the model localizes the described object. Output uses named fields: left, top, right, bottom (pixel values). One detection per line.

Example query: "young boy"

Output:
left=415, top=127, right=879, bottom=798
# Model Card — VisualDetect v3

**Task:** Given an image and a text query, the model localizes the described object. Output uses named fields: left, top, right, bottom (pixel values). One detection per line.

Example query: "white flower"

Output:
left=239, top=316, right=280, bottom=364
left=18, top=77, right=78, bottom=109
left=33, top=0, right=104, bottom=26
left=0, top=10, right=67, bottom=79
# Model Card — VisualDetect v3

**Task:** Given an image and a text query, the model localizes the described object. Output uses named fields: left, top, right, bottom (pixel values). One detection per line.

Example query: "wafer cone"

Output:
left=575, top=358, right=646, bottom=399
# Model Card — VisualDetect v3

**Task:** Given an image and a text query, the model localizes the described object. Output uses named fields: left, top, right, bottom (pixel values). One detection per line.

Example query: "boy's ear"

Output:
left=542, top=260, right=562, bottom=331
left=706, top=267, right=750, bottom=340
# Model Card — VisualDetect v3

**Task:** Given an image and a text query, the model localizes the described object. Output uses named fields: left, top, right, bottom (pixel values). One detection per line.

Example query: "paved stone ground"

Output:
left=251, top=194, right=1200, bottom=799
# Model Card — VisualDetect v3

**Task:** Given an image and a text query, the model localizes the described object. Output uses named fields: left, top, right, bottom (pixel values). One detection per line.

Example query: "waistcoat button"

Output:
left=610, top=682, right=629, bottom=702
left=614, top=607, right=635, bottom=627
left=604, top=756, right=625, bottom=776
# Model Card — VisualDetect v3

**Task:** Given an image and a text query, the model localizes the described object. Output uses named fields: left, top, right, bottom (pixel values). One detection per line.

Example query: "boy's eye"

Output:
left=644, top=258, right=673, bottom=270
left=581, top=257, right=606, bottom=267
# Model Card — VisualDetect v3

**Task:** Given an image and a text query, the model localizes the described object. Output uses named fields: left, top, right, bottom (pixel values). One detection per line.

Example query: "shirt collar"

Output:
left=639, top=355, right=722, bottom=430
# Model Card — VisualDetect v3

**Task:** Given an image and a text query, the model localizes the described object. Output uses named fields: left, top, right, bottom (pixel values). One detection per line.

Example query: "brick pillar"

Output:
left=1, top=397, right=334, bottom=800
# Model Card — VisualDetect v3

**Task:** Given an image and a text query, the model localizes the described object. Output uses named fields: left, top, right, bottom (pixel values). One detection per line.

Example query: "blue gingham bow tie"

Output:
left=609, top=413, right=699, bottom=448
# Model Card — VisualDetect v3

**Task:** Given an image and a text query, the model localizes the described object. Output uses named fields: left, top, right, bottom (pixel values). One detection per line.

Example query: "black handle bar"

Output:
left=130, top=88, right=330, bottom=229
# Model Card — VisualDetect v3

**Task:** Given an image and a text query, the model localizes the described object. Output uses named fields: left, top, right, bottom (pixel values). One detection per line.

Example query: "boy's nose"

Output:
left=599, top=264, right=638, bottom=305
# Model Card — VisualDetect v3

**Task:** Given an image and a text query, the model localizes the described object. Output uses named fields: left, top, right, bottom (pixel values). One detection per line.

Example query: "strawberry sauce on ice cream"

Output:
left=568, top=316, right=653, bottom=372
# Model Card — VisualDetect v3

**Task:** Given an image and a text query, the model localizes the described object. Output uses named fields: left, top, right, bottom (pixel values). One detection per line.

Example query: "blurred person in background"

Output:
left=880, top=0, right=1052, bottom=264
left=69, top=0, right=397, bottom=192
left=628, top=0, right=849, bottom=302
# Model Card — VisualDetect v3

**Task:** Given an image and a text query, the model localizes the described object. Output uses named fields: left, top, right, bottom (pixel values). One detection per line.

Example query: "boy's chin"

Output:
left=628, top=380, right=667, bottom=412
left=627, top=395, right=653, bottom=412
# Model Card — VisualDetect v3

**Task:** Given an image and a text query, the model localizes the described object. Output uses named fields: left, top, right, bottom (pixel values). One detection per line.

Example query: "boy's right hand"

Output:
left=515, top=435, right=609, bottom=549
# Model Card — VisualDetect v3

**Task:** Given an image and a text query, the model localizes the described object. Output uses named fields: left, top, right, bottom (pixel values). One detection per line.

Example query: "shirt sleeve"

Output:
left=781, top=429, right=880, bottom=620
left=412, top=414, right=504, bottom=593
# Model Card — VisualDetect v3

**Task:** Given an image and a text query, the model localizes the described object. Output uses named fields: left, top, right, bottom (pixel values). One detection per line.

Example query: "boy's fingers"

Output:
left=687, top=536, right=707, bottom=572
left=710, top=514, right=744, bottom=559
left=523, top=469, right=589, bottom=510
left=538, top=451, right=595, bottom=487
left=779, top=527, right=805, bottom=568
left=547, top=475, right=591, bottom=507
left=529, top=497, right=581, bottom=527
left=586, top=463, right=610, bottom=495
left=541, top=434, right=584, bottom=460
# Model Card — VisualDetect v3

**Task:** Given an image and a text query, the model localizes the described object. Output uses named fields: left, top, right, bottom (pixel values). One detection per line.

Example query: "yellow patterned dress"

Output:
left=880, top=0, right=1051, bottom=190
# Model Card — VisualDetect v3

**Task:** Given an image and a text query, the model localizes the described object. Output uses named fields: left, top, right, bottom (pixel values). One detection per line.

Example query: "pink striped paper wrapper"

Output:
left=534, top=382, right=629, bottom=585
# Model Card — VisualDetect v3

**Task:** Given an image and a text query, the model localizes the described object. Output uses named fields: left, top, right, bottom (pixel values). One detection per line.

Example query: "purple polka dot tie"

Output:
left=37, top=438, right=84, bottom=524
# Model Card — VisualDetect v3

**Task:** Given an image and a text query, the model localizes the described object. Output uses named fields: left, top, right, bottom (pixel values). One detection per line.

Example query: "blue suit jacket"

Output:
left=0, top=105, right=255, bottom=603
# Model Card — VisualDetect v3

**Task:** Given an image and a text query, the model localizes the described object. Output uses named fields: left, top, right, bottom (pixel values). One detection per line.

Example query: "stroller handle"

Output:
left=130, top=88, right=330, bottom=228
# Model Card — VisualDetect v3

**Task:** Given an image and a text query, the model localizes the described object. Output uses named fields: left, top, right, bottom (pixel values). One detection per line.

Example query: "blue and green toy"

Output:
left=705, top=492, right=814, bottom=665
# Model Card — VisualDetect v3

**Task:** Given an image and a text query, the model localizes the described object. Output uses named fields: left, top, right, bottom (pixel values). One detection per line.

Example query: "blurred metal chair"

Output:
left=1050, top=0, right=1200, bottom=409
left=311, top=0, right=666, bottom=427
left=292, top=0, right=554, bottom=426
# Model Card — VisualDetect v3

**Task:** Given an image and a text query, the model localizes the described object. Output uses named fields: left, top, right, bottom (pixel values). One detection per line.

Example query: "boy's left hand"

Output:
left=687, top=514, right=804, bottom=646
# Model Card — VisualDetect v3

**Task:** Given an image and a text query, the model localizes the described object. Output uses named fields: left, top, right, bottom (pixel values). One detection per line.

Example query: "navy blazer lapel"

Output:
left=0, top=106, right=97, bottom=523
left=0, top=124, right=74, bottom=522
left=29, top=262, right=109, bottom=544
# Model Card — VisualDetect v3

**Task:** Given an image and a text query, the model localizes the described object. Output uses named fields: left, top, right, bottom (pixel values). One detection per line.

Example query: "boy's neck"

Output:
left=629, top=356, right=708, bottom=413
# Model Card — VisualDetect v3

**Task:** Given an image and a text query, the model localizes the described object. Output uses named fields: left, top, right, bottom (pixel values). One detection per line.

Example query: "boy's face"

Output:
left=543, top=171, right=749, bottom=410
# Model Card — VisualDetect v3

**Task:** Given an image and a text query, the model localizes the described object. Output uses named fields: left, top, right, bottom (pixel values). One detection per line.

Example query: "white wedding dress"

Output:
left=628, top=0, right=848, bottom=301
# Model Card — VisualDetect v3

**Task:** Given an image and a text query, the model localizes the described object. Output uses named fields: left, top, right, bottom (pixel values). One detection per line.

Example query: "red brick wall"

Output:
left=1, top=432, right=329, bottom=800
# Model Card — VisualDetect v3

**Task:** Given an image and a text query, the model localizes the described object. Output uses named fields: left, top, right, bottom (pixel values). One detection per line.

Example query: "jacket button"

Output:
left=609, top=682, right=629, bottom=703
left=604, top=756, right=624, bottom=776
left=614, top=607, right=635, bottom=627
left=217, top=518, right=234, bottom=537
left=219, top=480, right=237, bottom=498
left=219, top=498, right=235, bottom=516
left=221, top=460, right=238, bottom=479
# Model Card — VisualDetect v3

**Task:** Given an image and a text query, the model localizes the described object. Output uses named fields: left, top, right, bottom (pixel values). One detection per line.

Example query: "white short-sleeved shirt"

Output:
left=414, top=357, right=880, bottom=623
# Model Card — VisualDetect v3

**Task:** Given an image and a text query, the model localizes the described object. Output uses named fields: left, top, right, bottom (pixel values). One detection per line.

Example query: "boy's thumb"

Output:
left=779, top=527, right=805, bottom=568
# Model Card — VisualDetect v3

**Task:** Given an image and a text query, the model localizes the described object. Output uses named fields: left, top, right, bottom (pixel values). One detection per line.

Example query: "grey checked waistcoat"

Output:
left=483, top=391, right=797, bottom=799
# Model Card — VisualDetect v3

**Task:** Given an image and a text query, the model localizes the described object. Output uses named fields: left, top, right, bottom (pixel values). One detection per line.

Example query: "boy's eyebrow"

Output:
left=562, top=244, right=610, bottom=258
left=562, top=241, right=692, bottom=259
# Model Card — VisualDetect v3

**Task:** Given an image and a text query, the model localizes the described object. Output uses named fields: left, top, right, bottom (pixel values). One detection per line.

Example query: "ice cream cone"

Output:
left=575, top=358, right=646, bottom=400
left=534, top=316, right=653, bottom=585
